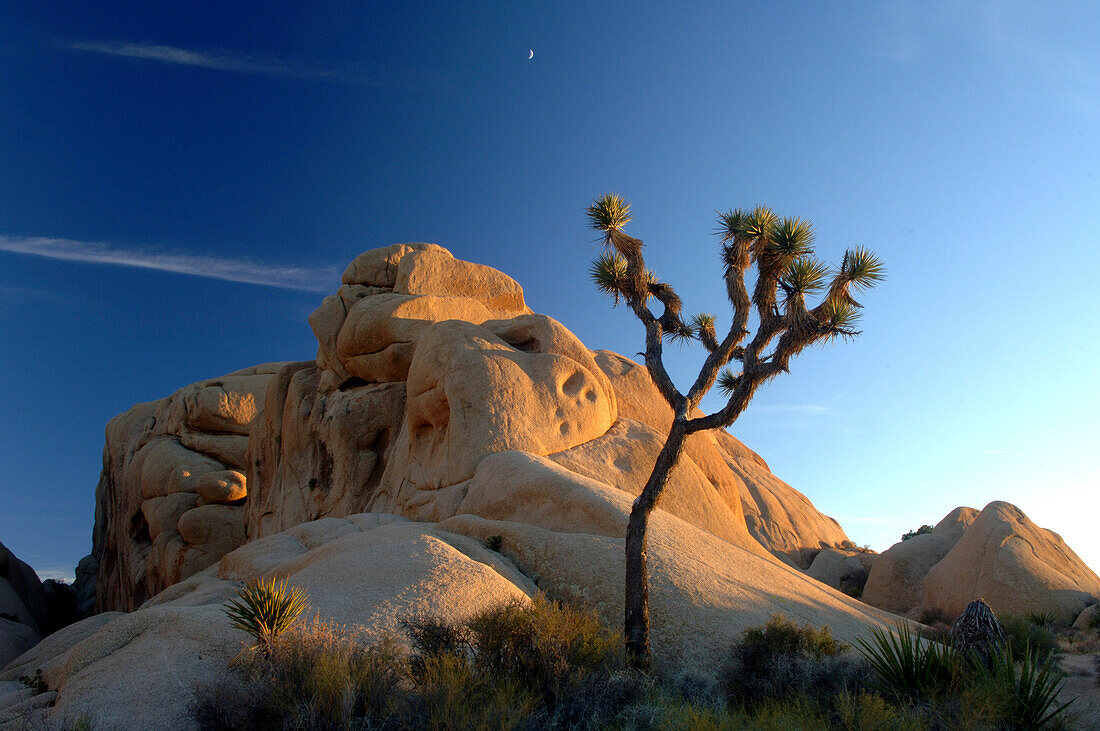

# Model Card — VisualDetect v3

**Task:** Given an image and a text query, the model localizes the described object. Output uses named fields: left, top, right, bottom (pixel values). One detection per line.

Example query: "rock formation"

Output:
left=87, top=243, right=854, bottom=613
left=863, top=502, right=1100, bottom=623
left=0, top=244, right=891, bottom=727
left=0, top=542, right=46, bottom=668
left=92, top=362, right=288, bottom=611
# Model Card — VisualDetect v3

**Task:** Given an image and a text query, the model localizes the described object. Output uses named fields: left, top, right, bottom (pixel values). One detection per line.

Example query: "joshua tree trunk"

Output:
left=625, top=419, right=688, bottom=669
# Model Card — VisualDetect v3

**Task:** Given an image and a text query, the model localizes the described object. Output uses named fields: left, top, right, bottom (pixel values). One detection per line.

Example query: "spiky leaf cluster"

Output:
left=224, top=576, right=309, bottom=652
left=585, top=194, right=632, bottom=234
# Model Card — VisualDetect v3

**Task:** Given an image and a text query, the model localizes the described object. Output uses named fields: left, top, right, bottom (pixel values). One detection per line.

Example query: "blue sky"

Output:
left=1, top=2, right=1097, bottom=581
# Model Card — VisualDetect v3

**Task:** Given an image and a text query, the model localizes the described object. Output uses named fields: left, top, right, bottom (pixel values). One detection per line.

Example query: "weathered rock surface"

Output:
left=0, top=516, right=533, bottom=730
left=93, top=363, right=288, bottom=611
left=862, top=503, right=1100, bottom=623
left=92, top=245, right=853, bottom=611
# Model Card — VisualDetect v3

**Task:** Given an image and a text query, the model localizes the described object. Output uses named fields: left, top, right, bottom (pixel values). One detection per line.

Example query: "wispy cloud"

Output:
left=0, top=235, right=336, bottom=292
left=64, top=40, right=452, bottom=91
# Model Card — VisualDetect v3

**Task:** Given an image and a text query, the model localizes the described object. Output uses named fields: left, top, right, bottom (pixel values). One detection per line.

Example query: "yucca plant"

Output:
left=224, top=576, right=310, bottom=654
left=855, top=622, right=959, bottom=702
left=981, top=641, right=1073, bottom=727
left=585, top=194, right=884, bottom=669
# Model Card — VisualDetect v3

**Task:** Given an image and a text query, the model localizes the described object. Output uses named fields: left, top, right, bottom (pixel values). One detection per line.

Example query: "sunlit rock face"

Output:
left=862, top=502, right=1100, bottom=623
left=91, top=244, right=853, bottom=610
left=92, top=363, right=287, bottom=611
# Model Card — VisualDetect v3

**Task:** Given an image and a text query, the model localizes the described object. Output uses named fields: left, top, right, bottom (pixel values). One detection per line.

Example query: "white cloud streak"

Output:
left=0, top=235, right=336, bottom=292
left=64, top=41, right=452, bottom=91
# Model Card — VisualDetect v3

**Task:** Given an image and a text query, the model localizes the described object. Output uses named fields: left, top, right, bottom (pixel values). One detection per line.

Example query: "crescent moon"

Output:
left=529, top=50, right=534, bottom=60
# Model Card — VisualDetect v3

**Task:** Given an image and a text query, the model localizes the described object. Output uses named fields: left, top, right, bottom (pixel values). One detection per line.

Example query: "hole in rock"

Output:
left=502, top=335, right=540, bottom=352
left=339, top=376, right=370, bottom=391
left=129, top=511, right=151, bottom=544
left=561, top=372, right=585, bottom=396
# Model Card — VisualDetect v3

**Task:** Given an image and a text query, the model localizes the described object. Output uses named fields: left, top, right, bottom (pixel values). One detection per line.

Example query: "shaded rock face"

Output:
left=863, top=502, right=1100, bottom=623
left=0, top=542, right=47, bottom=668
left=91, top=244, right=853, bottom=611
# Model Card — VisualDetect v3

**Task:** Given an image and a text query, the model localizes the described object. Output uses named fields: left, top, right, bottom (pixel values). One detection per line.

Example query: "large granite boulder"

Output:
left=922, top=502, right=1100, bottom=624
left=862, top=503, right=1100, bottom=623
left=861, top=507, right=977, bottom=615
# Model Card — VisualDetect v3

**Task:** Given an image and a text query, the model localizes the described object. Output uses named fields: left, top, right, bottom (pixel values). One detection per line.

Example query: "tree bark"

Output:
left=625, top=419, right=688, bottom=669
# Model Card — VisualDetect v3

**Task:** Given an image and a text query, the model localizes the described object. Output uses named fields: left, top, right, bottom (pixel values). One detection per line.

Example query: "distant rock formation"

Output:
left=0, top=542, right=46, bottom=668
left=90, top=244, right=853, bottom=611
left=862, top=502, right=1100, bottom=623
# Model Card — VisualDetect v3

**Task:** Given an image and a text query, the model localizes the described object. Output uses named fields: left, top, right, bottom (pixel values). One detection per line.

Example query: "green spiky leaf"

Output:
left=586, top=194, right=632, bottom=233
left=742, top=205, right=778, bottom=241
left=224, top=576, right=309, bottom=652
left=841, top=246, right=886, bottom=291
left=690, top=312, right=716, bottom=335
left=665, top=321, right=696, bottom=345
left=716, top=368, right=738, bottom=396
left=767, top=217, right=816, bottom=261
left=781, top=257, right=830, bottom=296
left=820, top=299, right=863, bottom=333
left=589, top=252, right=629, bottom=300
left=715, top=209, right=749, bottom=242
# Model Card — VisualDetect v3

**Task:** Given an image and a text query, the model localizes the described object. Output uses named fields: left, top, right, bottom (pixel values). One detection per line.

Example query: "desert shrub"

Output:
left=529, top=669, right=653, bottom=730
left=223, top=576, right=309, bottom=654
left=856, top=622, right=959, bottom=702
left=193, top=617, right=410, bottom=730
left=901, top=525, right=933, bottom=541
left=401, top=614, right=468, bottom=662
left=483, top=534, right=503, bottom=552
left=462, top=596, right=621, bottom=704
left=1001, top=614, right=1059, bottom=663
left=403, top=652, right=535, bottom=730
left=1026, top=609, right=1058, bottom=628
left=833, top=690, right=930, bottom=730
left=916, top=606, right=954, bottom=627
left=721, top=614, right=873, bottom=711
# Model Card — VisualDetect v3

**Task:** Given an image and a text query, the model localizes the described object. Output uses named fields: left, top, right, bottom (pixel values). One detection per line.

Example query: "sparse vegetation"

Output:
left=483, top=534, right=503, bottom=552
left=194, top=605, right=1078, bottom=730
left=18, top=668, right=48, bottom=694
left=1002, top=614, right=1060, bottom=663
left=901, top=524, right=933, bottom=541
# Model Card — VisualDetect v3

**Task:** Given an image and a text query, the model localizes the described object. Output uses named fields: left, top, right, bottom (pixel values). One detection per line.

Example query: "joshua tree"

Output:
left=586, top=194, right=884, bottom=669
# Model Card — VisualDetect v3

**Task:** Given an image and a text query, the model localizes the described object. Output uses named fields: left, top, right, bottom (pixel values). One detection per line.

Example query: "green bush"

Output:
left=901, top=525, right=933, bottom=541
left=1026, top=610, right=1057, bottom=627
left=980, top=641, right=1073, bottom=727
left=721, top=614, right=873, bottom=711
left=462, top=596, right=621, bottom=703
left=1001, top=614, right=1060, bottom=664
